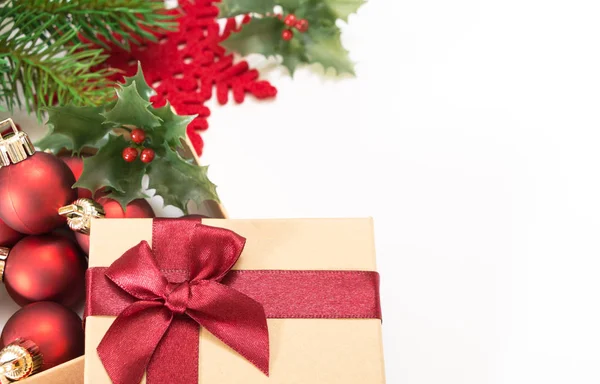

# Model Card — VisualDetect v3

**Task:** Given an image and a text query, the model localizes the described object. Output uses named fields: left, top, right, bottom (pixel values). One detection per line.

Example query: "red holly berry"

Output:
left=282, top=29, right=294, bottom=41
left=284, top=14, right=297, bottom=27
left=122, top=147, right=138, bottom=162
left=131, top=129, right=146, bottom=144
left=295, top=19, right=309, bottom=33
left=140, top=148, right=155, bottom=163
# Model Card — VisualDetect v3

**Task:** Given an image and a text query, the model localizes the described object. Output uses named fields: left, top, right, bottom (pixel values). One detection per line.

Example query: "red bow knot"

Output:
left=96, top=223, right=270, bottom=384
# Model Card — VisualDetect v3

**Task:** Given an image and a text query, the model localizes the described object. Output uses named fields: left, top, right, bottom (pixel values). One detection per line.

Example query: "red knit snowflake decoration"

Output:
left=97, top=0, right=277, bottom=156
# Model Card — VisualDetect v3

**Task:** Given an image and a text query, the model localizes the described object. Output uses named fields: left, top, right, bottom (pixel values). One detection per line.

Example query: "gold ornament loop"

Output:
left=59, top=198, right=105, bottom=235
left=0, top=118, right=35, bottom=167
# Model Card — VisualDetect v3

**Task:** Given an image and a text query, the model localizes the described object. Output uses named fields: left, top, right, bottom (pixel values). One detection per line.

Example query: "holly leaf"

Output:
left=74, top=135, right=147, bottom=207
left=218, top=0, right=276, bottom=17
left=323, top=0, right=365, bottom=22
left=222, top=17, right=282, bottom=58
left=102, top=81, right=163, bottom=129
left=305, top=27, right=355, bottom=75
left=280, top=37, right=306, bottom=75
left=35, top=132, right=72, bottom=153
left=121, top=62, right=156, bottom=101
left=148, top=146, right=219, bottom=213
left=37, top=104, right=110, bottom=153
left=150, top=102, right=196, bottom=148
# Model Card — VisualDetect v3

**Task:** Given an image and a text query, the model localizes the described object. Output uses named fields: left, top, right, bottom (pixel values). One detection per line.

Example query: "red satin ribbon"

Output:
left=89, top=219, right=381, bottom=384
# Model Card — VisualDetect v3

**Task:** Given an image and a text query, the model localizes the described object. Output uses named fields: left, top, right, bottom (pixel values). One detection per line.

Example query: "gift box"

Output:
left=84, top=218, right=385, bottom=383
left=20, top=356, right=84, bottom=384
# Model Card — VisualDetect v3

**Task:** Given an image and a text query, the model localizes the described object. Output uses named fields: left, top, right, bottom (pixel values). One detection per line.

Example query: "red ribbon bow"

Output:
left=96, top=221, right=269, bottom=384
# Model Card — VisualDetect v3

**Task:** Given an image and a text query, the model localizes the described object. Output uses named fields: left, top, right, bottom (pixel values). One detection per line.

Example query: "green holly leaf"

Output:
left=150, top=102, right=195, bottom=148
left=222, top=17, right=282, bottom=58
left=35, top=132, right=72, bottom=153
left=148, top=146, right=219, bottom=213
left=74, top=135, right=147, bottom=207
left=121, top=62, right=156, bottom=101
left=305, top=27, right=355, bottom=75
left=37, top=104, right=110, bottom=153
left=322, top=0, right=365, bottom=22
left=280, top=37, right=306, bottom=75
left=102, top=82, right=163, bottom=129
left=218, top=0, right=276, bottom=17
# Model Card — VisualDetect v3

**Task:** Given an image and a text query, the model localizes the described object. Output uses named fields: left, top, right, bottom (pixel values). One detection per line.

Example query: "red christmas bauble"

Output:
left=3, top=235, right=86, bottom=308
left=60, top=156, right=92, bottom=199
left=0, top=152, right=76, bottom=235
left=0, top=217, right=24, bottom=247
left=1, top=302, right=84, bottom=372
left=75, top=197, right=155, bottom=254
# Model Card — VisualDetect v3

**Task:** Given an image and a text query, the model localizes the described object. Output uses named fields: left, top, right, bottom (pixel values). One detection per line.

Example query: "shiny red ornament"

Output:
left=0, top=217, right=23, bottom=247
left=60, top=155, right=92, bottom=199
left=0, top=152, right=76, bottom=235
left=295, top=19, right=309, bottom=32
left=284, top=14, right=297, bottom=27
left=140, top=148, right=155, bottom=163
left=282, top=29, right=294, bottom=41
left=131, top=129, right=146, bottom=144
left=75, top=197, right=155, bottom=254
left=1, top=302, right=84, bottom=372
left=3, top=235, right=86, bottom=308
left=122, top=147, right=138, bottom=162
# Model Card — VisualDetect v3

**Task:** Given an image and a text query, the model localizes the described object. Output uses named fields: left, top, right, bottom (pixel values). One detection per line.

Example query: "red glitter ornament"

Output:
left=94, top=0, right=277, bottom=157
left=0, top=302, right=84, bottom=372
left=0, top=120, right=76, bottom=235
left=1, top=235, right=86, bottom=308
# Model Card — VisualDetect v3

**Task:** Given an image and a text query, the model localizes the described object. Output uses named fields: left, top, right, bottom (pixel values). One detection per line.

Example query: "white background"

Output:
left=3, top=0, right=600, bottom=383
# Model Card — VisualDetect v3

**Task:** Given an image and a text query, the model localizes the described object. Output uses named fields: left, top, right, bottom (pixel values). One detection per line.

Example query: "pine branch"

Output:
left=0, top=19, right=116, bottom=116
left=1, top=0, right=177, bottom=50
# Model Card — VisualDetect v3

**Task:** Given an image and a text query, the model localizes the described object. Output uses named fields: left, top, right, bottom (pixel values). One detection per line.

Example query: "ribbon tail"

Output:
left=187, top=281, right=270, bottom=375
left=97, top=301, right=173, bottom=384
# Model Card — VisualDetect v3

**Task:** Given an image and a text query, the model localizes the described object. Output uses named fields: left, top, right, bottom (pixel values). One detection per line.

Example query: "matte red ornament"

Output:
left=284, top=14, right=297, bottom=27
left=140, top=148, right=155, bottom=163
left=282, top=29, right=293, bottom=41
left=131, top=129, right=146, bottom=144
left=0, top=302, right=84, bottom=372
left=3, top=235, right=86, bottom=308
left=60, top=155, right=92, bottom=199
left=122, top=147, right=138, bottom=162
left=75, top=197, right=155, bottom=254
left=295, top=19, right=309, bottom=32
left=0, top=152, right=76, bottom=235
left=0, top=217, right=24, bottom=247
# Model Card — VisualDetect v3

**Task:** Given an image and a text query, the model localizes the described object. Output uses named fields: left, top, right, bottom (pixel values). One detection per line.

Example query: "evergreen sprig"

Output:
left=1, top=0, right=177, bottom=50
left=0, top=9, right=115, bottom=115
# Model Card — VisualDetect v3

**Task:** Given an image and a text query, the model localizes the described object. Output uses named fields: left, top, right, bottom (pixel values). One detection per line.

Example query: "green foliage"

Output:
left=0, top=8, right=115, bottom=116
left=148, top=146, right=219, bottom=214
left=38, top=64, right=219, bottom=212
left=1, top=0, right=177, bottom=50
left=0, top=0, right=176, bottom=117
left=219, top=0, right=364, bottom=76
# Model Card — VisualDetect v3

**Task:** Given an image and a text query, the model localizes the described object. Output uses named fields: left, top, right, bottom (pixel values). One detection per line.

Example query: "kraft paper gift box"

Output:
left=84, top=218, right=385, bottom=384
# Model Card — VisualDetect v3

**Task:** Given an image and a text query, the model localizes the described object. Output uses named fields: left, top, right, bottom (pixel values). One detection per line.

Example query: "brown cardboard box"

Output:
left=20, top=356, right=84, bottom=383
left=84, top=218, right=385, bottom=384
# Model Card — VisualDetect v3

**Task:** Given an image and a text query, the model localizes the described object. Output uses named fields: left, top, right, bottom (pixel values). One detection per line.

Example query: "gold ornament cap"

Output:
left=0, top=118, right=35, bottom=167
left=59, top=198, right=105, bottom=235
left=0, top=247, right=9, bottom=282
left=0, top=338, right=43, bottom=382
